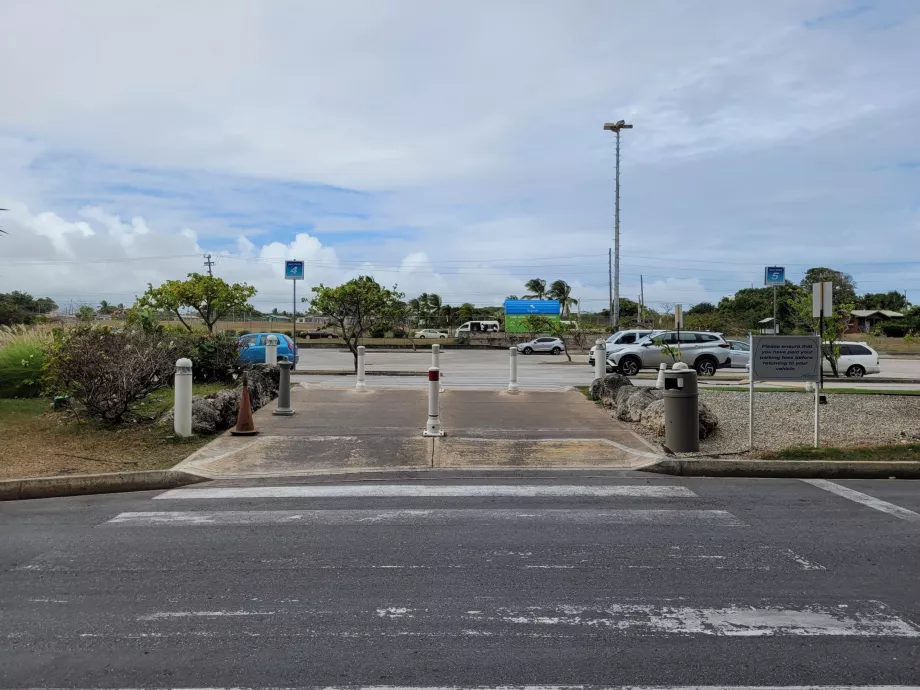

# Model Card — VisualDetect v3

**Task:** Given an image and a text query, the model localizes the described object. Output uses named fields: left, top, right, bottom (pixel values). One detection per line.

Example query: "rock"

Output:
left=614, top=385, right=640, bottom=412
left=589, top=373, right=632, bottom=402
left=189, top=397, right=221, bottom=435
left=619, top=388, right=662, bottom=422
left=638, top=397, right=719, bottom=440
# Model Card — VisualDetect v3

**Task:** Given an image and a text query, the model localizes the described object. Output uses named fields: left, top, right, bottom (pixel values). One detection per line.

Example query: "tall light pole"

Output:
left=603, top=120, right=633, bottom=330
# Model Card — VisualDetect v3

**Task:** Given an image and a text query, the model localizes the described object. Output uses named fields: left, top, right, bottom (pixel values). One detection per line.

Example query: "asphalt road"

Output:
left=2, top=474, right=919, bottom=688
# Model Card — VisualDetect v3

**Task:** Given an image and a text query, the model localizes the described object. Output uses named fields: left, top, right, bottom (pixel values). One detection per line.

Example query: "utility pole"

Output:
left=608, top=248, right=613, bottom=328
left=203, top=253, right=215, bottom=277
left=603, top=120, right=633, bottom=330
left=640, top=274, right=645, bottom=327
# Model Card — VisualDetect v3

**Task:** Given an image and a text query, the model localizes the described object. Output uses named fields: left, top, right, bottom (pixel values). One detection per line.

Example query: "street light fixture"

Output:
left=603, top=120, right=633, bottom=330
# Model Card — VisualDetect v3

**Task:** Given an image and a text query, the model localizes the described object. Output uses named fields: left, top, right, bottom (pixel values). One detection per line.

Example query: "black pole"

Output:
left=819, top=306, right=826, bottom=404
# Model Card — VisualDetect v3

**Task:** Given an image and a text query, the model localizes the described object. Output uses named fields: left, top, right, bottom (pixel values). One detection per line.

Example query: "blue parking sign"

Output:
left=764, top=266, right=785, bottom=286
left=285, top=260, right=304, bottom=280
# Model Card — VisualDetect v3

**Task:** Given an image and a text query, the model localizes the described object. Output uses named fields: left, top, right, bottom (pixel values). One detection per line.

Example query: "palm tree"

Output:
left=427, top=294, right=443, bottom=327
left=547, top=280, right=577, bottom=317
left=441, top=304, right=456, bottom=329
left=98, top=300, right=112, bottom=315
left=505, top=295, right=520, bottom=301
left=418, top=293, right=430, bottom=326
left=523, top=278, right=547, bottom=300
left=407, top=298, right=421, bottom=326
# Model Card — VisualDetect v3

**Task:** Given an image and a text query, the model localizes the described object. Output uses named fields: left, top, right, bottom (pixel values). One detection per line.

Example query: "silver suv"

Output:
left=588, top=329, right=656, bottom=365
left=607, top=330, right=731, bottom=376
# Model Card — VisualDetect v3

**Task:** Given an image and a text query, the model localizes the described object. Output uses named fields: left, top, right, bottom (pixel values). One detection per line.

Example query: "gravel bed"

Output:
left=683, top=390, right=920, bottom=453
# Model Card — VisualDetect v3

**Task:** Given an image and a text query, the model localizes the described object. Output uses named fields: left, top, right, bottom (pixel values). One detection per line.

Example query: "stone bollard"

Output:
left=594, top=338, right=606, bottom=381
left=508, top=346, right=519, bottom=393
left=356, top=345, right=367, bottom=391
left=265, top=335, right=278, bottom=365
left=174, top=358, right=193, bottom=437
left=273, top=361, right=295, bottom=416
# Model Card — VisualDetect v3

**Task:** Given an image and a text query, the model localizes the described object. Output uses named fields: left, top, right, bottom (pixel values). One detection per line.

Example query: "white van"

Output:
left=456, top=320, right=500, bottom=336
left=588, top=329, right=657, bottom=365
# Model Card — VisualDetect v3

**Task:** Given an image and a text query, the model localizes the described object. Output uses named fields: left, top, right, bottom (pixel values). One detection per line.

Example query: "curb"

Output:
left=642, top=458, right=920, bottom=479
left=0, top=469, right=210, bottom=501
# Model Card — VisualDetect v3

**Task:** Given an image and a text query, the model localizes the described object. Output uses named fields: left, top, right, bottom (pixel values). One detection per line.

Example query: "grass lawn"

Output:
left=759, top=444, right=920, bottom=462
left=0, top=383, right=230, bottom=481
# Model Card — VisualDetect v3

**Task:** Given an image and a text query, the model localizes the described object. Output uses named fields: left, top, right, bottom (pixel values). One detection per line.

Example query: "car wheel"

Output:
left=846, top=364, right=865, bottom=378
left=523, top=347, right=533, bottom=355
left=694, top=357, right=717, bottom=377
left=619, top=356, right=640, bottom=377
left=551, top=346, right=561, bottom=355
left=418, top=335, right=426, bottom=339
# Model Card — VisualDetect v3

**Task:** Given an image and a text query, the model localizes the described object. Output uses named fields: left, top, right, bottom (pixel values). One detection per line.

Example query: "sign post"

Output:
left=812, top=281, right=833, bottom=403
left=285, top=260, right=304, bottom=371
left=749, top=335, right=822, bottom=448
left=764, top=267, right=785, bottom=335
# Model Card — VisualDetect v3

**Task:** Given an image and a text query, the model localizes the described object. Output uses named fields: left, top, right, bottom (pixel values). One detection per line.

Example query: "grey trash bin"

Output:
left=663, top=369, right=699, bottom=452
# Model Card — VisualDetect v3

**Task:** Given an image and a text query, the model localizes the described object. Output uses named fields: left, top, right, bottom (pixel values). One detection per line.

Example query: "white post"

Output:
left=174, top=358, right=193, bottom=438
left=508, top=346, right=519, bottom=393
left=814, top=379, right=820, bottom=448
left=748, top=333, right=754, bottom=451
left=655, top=363, right=667, bottom=389
left=432, top=343, right=440, bottom=369
left=265, top=335, right=278, bottom=365
left=356, top=345, right=367, bottom=392
left=594, top=339, right=606, bottom=381
left=423, top=367, right=444, bottom=436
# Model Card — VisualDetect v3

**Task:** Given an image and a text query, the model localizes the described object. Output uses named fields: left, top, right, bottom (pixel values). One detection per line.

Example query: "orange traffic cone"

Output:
left=230, top=371, right=258, bottom=436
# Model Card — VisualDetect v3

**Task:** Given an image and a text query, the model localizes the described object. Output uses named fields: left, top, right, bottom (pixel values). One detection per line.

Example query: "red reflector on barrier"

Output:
left=428, top=369, right=439, bottom=381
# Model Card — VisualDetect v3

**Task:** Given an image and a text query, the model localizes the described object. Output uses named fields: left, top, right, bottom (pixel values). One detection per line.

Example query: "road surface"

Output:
left=2, top=474, right=919, bottom=687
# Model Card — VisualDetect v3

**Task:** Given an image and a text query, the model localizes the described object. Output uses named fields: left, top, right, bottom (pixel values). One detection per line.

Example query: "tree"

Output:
left=458, top=302, right=475, bottom=324
left=523, top=278, right=547, bottom=300
left=521, top=314, right=576, bottom=361
left=688, top=302, right=716, bottom=314
left=76, top=305, right=96, bottom=323
left=306, top=276, right=404, bottom=370
left=547, top=280, right=576, bottom=317
left=856, top=291, right=910, bottom=312
left=787, top=290, right=853, bottom=376
left=0, top=292, right=57, bottom=325
left=98, top=300, right=113, bottom=315
left=801, top=267, right=857, bottom=306
left=505, top=295, right=520, bottom=301
left=137, top=273, right=257, bottom=333
left=427, top=293, right=443, bottom=326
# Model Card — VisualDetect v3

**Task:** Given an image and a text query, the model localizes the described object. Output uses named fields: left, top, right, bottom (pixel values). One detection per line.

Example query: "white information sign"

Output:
left=812, top=281, right=833, bottom=318
left=751, top=335, right=821, bottom=382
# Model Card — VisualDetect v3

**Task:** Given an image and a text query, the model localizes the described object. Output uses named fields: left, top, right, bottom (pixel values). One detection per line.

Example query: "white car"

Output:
left=588, top=329, right=656, bottom=365
left=413, top=329, right=447, bottom=339
left=727, top=340, right=751, bottom=368
left=517, top=337, right=566, bottom=355
left=827, top=341, right=880, bottom=377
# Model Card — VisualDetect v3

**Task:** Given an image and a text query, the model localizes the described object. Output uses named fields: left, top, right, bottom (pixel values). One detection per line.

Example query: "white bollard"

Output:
left=265, top=335, right=278, bottom=366
left=174, top=358, right=193, bottom=437
left=594, top=339, right=606, bottom=381
left=432, top=343, right=440, bottom=369
left=356, top=345, right=367, bottom=391
left=656, top=363, right=667, bottom=389
left=508, top=346, right=519, bottom=393
left=423, top=367, right=444, bottom=436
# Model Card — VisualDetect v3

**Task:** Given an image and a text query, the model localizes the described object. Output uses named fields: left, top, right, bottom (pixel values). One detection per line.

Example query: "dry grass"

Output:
left=0, top=323, right=54, bottom=348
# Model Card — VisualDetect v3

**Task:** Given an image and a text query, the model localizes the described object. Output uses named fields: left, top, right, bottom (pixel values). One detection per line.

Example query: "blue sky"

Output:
left=1, top=0, right=918, bottom=312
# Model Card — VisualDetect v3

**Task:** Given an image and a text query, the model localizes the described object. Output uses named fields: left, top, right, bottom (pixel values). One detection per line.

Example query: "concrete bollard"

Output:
left=423, top=367, right=444, bottom=436
left=174, top=358, right=193, bottom=437
left=273, top=361, right=295, bottom=416
left=656, top=363, right=667, bottom=389
left=356, top=345, right=367, bottom=391
left=265, top=335, right=278, bottom=366
left=432, top=343, right=440, bottom=369
left=594, top=339, right=606, bottom=381
left=508, top=346, right=519, bottom=393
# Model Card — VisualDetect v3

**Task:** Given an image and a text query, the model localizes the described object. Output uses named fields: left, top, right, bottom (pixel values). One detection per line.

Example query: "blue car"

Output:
left=238, top=332, right=299, bottom=364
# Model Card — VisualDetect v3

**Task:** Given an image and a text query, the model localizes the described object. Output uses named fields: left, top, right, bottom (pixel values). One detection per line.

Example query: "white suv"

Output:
left=588, top=329, right=656, bottom=365
left=607, top=331, right=731, bottom=376
left=827, top=341, right=880, bottom=377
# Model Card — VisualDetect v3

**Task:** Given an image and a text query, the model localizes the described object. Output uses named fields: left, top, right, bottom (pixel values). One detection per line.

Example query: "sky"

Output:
left=1, top=0, right=919, bottom=314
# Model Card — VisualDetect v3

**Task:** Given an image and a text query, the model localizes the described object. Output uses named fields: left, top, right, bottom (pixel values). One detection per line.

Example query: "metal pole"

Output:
left=748, top=333, right=754, bottom=450
left=773, top=285, right=778, bottom=335
left=174, top=358, right=193, bottom=438
left=613, top=129, right=621, bottom=330
left=292, top=279, right=297, bottom=371
left=814, top=374, right=820, bottom=447
left=508, top=346, right=519, bottom=394
left=608, top=247, right=613, bottom=329
left=356, top=345, right=367, bottom=392
left=640, top=275, right=645, bottom=326
left=273, top=361, right=295, bottom=416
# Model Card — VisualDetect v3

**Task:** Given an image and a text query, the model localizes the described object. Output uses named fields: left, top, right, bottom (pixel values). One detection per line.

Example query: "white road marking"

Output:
left=155, top=484, right=697, bottom=499
left=464, top=601, right=920, bottom=636
left=802, top=479, right=920, bottom=524
left=782, top=548, right=827, bottom=571
left=9, top=685, right=920, bottom=689
left=106, top=509, right=744, bottom=527
left=137, top=610, right=277, bottom=620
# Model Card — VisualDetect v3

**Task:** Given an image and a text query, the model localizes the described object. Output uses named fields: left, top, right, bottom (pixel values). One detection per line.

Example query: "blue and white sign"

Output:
left=764, top=266, right=785, bottom=286
left=285, top=260, right=304, bottom=281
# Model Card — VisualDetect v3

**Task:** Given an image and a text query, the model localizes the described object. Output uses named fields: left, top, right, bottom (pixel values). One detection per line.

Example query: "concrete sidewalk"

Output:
left=175, top=386, right=661, bottom=478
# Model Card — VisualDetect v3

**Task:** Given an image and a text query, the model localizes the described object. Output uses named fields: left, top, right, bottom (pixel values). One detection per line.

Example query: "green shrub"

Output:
left=881, top=323, right=909, bottom=337
left=0, top=341, right=45, bottom=397
left=239, top=329, right=251, bottom=336
left=170, top=331, right=240, bottom=383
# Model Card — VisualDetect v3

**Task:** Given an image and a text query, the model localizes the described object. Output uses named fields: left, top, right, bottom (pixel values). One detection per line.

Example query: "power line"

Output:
left=203, top=253, right=215, bottom=277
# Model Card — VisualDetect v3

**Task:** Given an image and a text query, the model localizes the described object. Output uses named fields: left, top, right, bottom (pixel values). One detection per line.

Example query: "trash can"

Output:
left=663, top=369, right=699, bottom=452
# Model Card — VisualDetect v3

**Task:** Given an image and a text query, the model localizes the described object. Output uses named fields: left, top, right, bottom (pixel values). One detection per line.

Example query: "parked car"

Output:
left=238, top=332, right=299, bottom=364
left=301, top=330, right=338, bottom=339
left=727, top=340, right=751, bottom=368
left=826, top=341, right=880, bottom=377
left=588, top=329, right=656, bottom=365
left=517, top=337, right=566, bottom=355
left=606, top=331, right=731, bottom=376
left=413, top=329, right=448, bottom=339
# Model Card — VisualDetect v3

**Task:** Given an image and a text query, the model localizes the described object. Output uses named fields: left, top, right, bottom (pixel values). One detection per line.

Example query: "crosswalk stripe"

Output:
left=106, top=508, right=744, bottom=526
left=802, top=479, right=920, bottom=523
left=8, top=687, right=920, bottom=690
left=155, top=484, right=697, bottom=499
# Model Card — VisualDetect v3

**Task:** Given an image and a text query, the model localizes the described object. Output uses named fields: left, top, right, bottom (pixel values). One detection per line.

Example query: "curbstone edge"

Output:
left=0, top=470, right=210, bottom=501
